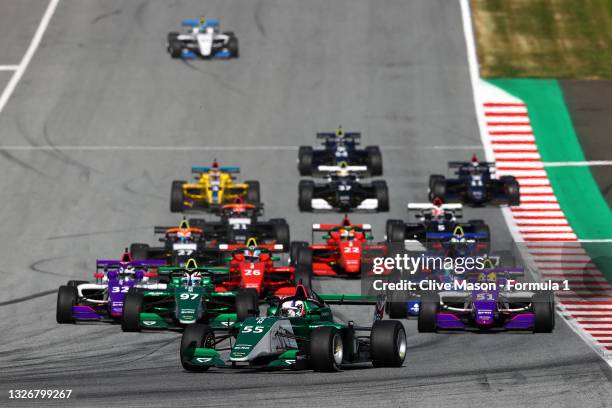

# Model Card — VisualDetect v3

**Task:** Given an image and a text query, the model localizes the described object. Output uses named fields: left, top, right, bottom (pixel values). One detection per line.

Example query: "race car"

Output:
left=167, top=18, right=238, bottom=59
left=385, top=199, right=490, bottom=245
left=120, top=259, right=258, bottom=332
left=298, top=127, right=383, bottom=176
left=298, top=163, right=389, bottom=212
left=290, top=215, right=388, bottom=278
left=189, top=200, right=290, bottom=249
left=217, top=238, right=312, bottom=295
left=170, top=160, right=260, bottom=213
left=56, top=250, right=165, bottom=324
left=429, top=155, right=520, bottom=206
left=129, top=217, right=224, bottom=267
left=179, top=285, right=406, bottom=372
left=414, top=268, right=555, bottom=333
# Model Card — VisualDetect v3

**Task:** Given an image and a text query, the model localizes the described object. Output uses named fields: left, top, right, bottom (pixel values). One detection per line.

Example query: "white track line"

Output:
left=0, top=145, right=418, bottom=151
left=0, top=65, right=19, bottom=72
left=0, top=0, right=60, bottom=115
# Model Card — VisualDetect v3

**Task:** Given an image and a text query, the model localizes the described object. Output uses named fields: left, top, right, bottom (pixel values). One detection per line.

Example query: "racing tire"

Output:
left=309, top=326, right=343, bottom=372
left=130, top=243, right=150, bottom=260
left=270, top=219, right=290, bottom=250
left=429, top=175, right=444, bottom=191
left=429, top=178, right=446, bottom=202
left=365, top=146, right=383, bottom=176
left=180, top=323, right=216, bottom=372
left=386, top=220, right=405, bottom=243
left=56, top=285, right=77, bottom=324
left=387, top=301, right=408, bottom=319
left=373, top=180, right=389, bottom=212
left=228, top=37, right=239, bottom=58
left=298, top=146, right=314, bottom=176
left=298, top=180, right=314, bottom=212
left=170, top=180, right=186, bottom=213
left=296, top=246, right=313, bottom=268
left=169, top=40, right=183, bottom=59
left=418, top=293, right=439, bottom=333
left=370, top=320, right=407, bottom=367
left=236, top=288, right=259, bottom=322
left=293, top=264, right=313, bottom=290
left=121, top=289, right=144, bottom=332
left=501, top=176, right=521, bottom=206
left=532, top=291, right=555, bottom=333
left=245, top=180, right=260, bottom=204
left=289, top=241, right=308, bottom=265
left=167, top=32, right=179, bottom=43
left=66, top=280, right=88, bottom=287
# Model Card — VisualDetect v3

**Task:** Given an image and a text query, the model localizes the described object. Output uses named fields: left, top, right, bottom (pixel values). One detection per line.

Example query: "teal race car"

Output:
left=121, top=259, right=258, bottom=332
left=180, top=285, right=407, bottom=372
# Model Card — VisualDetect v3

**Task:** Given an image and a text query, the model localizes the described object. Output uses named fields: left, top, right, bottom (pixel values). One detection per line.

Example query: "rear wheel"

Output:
left=387, top=301, right=408, bottom=319
left=298, top=180, right=314, bottom=211
left=245, top=180, right=260, bottom=204
left=418, top=293, right=439, bottom=333
left=130, top=243, right=150, bottom=260
left=121, top=289, right=144, bottom=332
left=289, top=241, right=308, bottom=265
left=386, top=220, right=405, bottom=242
left=429, top=178, right=446, bottom=201
left=373, top=180, right=389, bottom=212
left=167, top=31, right=179, bottom=43
left=56, top=286, right=77, bottom=324
left=533, top=291, right=555, bottom=333
left=169, top=40, right=183, bottom=58
left=293, top=264, right=313, bottom=290
left=236, top=289, right=259, bottom=322
left=298, top=146, right=314, bottom=176
left=501, top=176, right=520, bottom=206
left=365, top=146, right=383, bottom=176
left=180, top=324, right=215, bottom=371
left=66, top=280, right=88, bottom=287
left=309, top=327, right=343, bottom=372
left=227, top=37, right=239, bottom=58
left=370, top=320, right=407, bottom=367
left=170, top=180, right=186, bottom=212
left=270, top=219, right=290, bottom=250
left=296, top=246, right=313, bottom=268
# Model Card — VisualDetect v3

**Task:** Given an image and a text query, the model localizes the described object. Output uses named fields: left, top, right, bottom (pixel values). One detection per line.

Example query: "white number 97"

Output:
left=180, top=293, right=199, bottom=300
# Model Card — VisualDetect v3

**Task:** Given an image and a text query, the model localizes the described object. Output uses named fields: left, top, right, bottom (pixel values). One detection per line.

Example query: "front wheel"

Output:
left=298, top=146, right=314, bottom=176
left=370, top=320, right=407, bottom=367
left=309, top=326, right=343, bottom=372
left=532, top=291, right=555, bottom=333
left=121, top=290, right=144, bottom=332
left=180, top=324, right=216, bottom=371
left=245, top=180, right=260, bottom=204
left=227, top=37, right=239, bottom=58
left=298, top=180, right=314, bottom=211
left=168, top=40, right=183, bottom=58
left=56, top=286, right=77, bottom=324
left=170, top=180, right=186, bottom=212
left=373, top=180, right=389, bottom=212
left=418, top=293, right=439, bottom=333
left=365, top=146, right=383, bottom=176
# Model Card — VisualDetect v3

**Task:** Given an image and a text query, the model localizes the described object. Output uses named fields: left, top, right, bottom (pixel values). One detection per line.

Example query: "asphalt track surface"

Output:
left=0, top=1, right=611, bottom=407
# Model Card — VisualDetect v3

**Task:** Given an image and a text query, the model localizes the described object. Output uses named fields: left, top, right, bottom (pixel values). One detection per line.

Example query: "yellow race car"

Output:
left=170, top=160, right=260, bottom=212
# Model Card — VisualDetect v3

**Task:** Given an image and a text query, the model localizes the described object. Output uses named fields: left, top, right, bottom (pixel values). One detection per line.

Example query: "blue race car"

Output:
left=428, top=155, right=520, bottom=207
left=167, top=18, right=238, bottom=59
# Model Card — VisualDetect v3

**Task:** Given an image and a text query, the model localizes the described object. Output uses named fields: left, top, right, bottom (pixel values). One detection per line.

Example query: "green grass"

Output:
left=472, top=0, right=612, bottom=78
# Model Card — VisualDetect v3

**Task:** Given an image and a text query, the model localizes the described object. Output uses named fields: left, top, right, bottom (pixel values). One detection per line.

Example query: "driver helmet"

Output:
left=337, top=161, right=350, bottom=177
left=471, top=154, right=479, bottom=167
left=431, top=197, right=444, bottom=218
left=280, top=299, right=305, bottom=317
left=335, top=126, right=344, bottom=138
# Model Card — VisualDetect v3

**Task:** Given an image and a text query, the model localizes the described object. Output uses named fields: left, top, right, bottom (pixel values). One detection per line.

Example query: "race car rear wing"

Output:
left=317, top=165, right=368, bottom=173
left=316, top=132, right=361, bottom=140
left=182, top=19, right=219, bottom=28
left=218, top=243, right=284, bottom=252
left=153, top=226, right=204, bottom=234
left=312, top=223, right=372, bottom=231
left=191, top=165, right=240, bottom=174
left=157, top=266, right=229, bottom=275
left=407, top=202, right=463, bottom=218
left=96, top=259, right=166, bottom=269
left=425, top=231, right=488, bottom=240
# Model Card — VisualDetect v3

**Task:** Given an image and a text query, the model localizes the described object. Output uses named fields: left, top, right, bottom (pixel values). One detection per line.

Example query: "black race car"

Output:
left=188, top=201, right=290, bottom=250
left=298, top=127, right=382, bottom=176
left=298, top=164, right=389, bottom=212
left=429, top=156, right=520, bottom=207
left=386, top=201, right=490, bottom=244
left=130, top=218, right=223, bottom=267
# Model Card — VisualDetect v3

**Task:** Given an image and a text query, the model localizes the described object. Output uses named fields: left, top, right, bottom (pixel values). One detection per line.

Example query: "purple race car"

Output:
left=417, top=268, right=555, bottom=333
left=56, top=250, right=166, bottom=323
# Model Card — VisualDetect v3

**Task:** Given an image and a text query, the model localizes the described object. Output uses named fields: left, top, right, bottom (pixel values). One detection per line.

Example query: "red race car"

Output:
left=291, top=215, right=388, bottom=278
left=216, top=239, right=313, bottom=301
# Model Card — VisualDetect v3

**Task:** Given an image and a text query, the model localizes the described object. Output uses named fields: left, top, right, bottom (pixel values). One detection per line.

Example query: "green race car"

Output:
left=180, top=285, right=407, bottom=371
left=121, top=259, right=258, bottom=332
